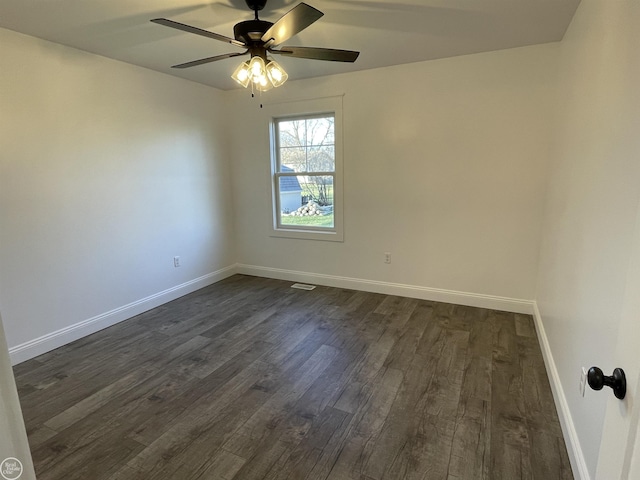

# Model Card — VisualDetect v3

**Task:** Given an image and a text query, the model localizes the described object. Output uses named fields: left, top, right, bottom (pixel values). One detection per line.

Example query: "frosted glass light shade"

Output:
left=255, top=75, right=273, bottom=91
left=249, top=56, right=267, bottom=84
left=231, top=61, right=250, bottom=87
left=266, top=60, right=288, bottom=87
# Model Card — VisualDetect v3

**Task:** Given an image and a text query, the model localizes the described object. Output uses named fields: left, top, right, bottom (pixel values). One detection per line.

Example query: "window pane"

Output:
left=279, top=147, right=306, bottom=172
left=307, top=146, right=335, bottom=172
left=306, top=117, right=334, bottom=146
left=279, top=174, right=334, bottom=228
left=299, top=175, right=334, bottom=207
left=278, top=120, right=306, bottom=147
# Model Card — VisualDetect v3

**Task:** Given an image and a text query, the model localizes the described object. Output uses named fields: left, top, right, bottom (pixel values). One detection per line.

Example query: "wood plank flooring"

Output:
left=13, top=275, right=573, bottom=479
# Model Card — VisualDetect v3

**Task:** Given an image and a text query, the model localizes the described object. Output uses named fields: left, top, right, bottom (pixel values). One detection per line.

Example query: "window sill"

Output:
left=270, top=227, right=344, bottom=242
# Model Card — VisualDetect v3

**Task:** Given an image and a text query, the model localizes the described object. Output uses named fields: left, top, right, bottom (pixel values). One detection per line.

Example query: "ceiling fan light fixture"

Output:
left=233, top=54, right=287, bottom=90
left=231, top=61, right=251, bottom=87
left=266, top=60, right=288, bottom=87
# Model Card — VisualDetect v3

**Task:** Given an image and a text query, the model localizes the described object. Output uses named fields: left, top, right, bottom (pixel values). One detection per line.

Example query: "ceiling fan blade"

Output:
left=172, top=51, right=248, bottom=69
left=272, top=46, right=360, bottom=62
left=151, top=18, right=246, bottom=47
left=261, top=3, right=323, bottom=46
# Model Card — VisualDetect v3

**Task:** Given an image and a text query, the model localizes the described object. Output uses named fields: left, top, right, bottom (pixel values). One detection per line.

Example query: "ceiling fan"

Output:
left=151, top=0, right=360, bottom=90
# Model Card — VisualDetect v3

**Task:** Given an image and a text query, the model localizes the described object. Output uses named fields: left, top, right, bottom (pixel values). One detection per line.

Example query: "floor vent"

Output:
left=291, top=283, right=317, bottom=291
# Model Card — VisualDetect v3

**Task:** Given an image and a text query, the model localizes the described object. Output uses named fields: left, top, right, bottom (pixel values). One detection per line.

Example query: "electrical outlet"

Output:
left=384, top=252, right=391, bottom=264
left=579, top=366, right=587, bottom=397
left=174, top=256, right=180, bottom=268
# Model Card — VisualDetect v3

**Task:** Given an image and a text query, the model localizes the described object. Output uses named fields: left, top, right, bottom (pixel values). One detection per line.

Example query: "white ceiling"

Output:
left=0, top=0, right=580, bottom=91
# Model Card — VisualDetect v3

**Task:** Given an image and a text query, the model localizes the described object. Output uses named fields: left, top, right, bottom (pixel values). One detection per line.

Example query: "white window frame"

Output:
left=266, top=96, right=344, bottom=242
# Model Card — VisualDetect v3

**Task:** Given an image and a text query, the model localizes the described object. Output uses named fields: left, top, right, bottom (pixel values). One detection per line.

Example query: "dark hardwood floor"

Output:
left=13, top=275, right=573, bottom=479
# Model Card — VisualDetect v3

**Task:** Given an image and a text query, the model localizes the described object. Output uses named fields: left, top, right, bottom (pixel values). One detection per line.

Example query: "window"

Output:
left=268, top=97, right=343, bottom=241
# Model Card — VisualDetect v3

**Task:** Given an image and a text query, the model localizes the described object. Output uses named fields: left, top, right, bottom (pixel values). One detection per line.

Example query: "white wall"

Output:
left=0, top=28, right=236, bottom=361
left=535, top=1, right=640, bottom=478
left=229, top=44, right=558, bottom=307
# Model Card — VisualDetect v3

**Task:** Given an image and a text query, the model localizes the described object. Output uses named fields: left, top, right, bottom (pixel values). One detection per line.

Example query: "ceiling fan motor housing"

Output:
left=234, top=20, right=273, bottom=44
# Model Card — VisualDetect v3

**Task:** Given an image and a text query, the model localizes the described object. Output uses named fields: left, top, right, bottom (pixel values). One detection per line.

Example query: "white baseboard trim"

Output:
left=9, top=265, right=238, bottom=365
left=237, top=264, right=535, bottom=314
left=532, top=302, right=589, bottom=480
